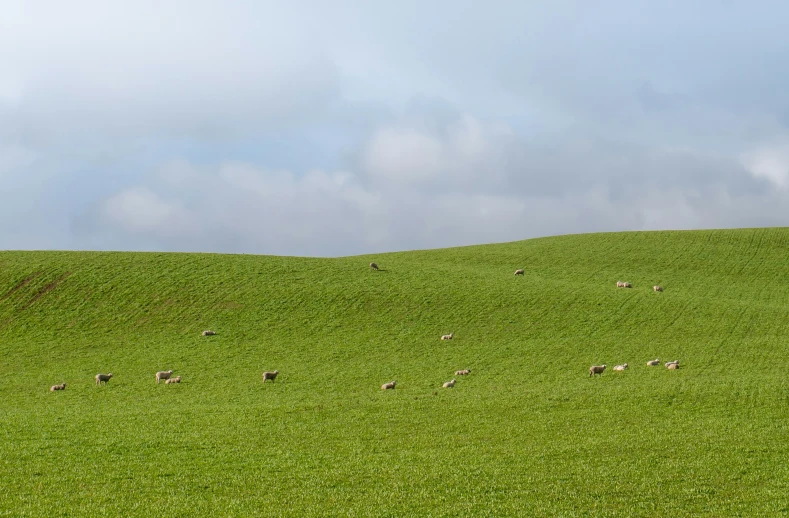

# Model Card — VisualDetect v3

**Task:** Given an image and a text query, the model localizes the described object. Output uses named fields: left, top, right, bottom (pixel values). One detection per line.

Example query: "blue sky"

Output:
left=2, top=0, right=789, bottom=255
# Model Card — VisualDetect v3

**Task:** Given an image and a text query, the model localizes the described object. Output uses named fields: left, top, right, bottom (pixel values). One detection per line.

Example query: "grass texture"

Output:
left=2, top=228, right=789, bottom=516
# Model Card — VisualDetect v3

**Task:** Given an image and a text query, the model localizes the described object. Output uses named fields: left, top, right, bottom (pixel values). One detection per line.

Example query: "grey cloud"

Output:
left=353, top=107, right=766, bottom=200
left=322, top=1, right=789, bottom=143
left=2, top=1, right=789, bottom=255
left=91, top=166, right=789, bottom=257
left=89, top=120, right=789, bottom=256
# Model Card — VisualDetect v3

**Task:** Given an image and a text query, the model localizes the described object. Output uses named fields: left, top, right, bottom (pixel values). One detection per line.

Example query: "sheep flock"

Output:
left=47, top=265, right=682, bottom=395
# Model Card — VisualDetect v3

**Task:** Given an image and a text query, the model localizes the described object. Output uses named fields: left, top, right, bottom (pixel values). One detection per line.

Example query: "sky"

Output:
left=2, top=0, right=789, bottom=256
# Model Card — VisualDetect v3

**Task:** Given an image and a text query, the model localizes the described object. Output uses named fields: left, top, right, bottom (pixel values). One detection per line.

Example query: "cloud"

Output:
left=3, top=1, right=789, bottom=255
left=741, top=138, right=789, bottom=190
left=102, top=187, right=196, bottom=237
left=97, top=165, right=531, bottom=256
left=363, top=127, right=445, bottom=184
left=92, top=127, right=781, bottom=257
left=98, top=163, right=381, bottom=256
left=361, top=114, right=516, bottom=192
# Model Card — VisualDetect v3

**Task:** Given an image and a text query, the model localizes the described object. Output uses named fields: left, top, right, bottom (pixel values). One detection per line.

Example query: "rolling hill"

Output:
left=2, top=228, right=789, bottom=516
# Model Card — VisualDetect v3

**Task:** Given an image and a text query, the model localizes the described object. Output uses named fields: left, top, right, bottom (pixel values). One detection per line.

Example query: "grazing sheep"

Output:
left=441, top=332, right=454, bottom=340
left=646, top=359, right=660, bottom=367
left=370, top=262, right=379, bottom=271
left=616, top=281, right=625, bottom=288
left=442, top=379, right=456, bottom=388
left=654, top=285, right=663, bottom=292
left=95, top=373, right=113, bottom=385
left=262, top=370, right=279, bottom=383
left=50, top=383, right=66, bottom=392
left=381, top=381, right=396, bottom=390
left=514, top=269, right=525, bottom=276
left=589, top=365, right=606, bottom=377
left=667, top=362, right=680, bottom=370
left=165, top=376, right=182, bottom=384
left=202, top=330, right=216, bottom=336
left=155, top=370, right=174, bottom=383
left=455, top=369, right=471, bottom=376
left=613, top=364, right=628, bottom=371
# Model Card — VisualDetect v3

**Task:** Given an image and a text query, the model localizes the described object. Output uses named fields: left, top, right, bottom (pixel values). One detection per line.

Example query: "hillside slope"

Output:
left=2, top=228, right=789, bottom=516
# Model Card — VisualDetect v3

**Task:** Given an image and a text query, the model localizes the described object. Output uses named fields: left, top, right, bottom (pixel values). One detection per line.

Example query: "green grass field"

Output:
left=2, top=228, right=789, bottom=517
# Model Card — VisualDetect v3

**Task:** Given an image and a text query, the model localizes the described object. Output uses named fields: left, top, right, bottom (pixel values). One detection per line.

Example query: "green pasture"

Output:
left=2, top=228, right=789, bottom=516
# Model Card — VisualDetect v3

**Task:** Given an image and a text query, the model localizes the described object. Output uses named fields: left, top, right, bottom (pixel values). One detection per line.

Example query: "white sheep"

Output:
left=514, top=269, right=525, bottom=276
left=589, top=365, right=606, bottom=377
left=623, top=282, right=632, bottom=288
left=665, top=360, right=679, bottom=368
left=202, top=330, right=216, bottom=336
left=442, top=379, right=456, bottom=388
left=441, top=332, right=454, bottom=340
left=455, top=369, right=471, bottom=376
left=646, top=359, right=660, bottom=367
left=667, top=363, right=680, bottom=370
left=155, top=370, right=174, bottom=384
left=370, top=262, right=379, bottom=271
left=262, top=370, right=279, bottom=383
left=95, top=373, right=113, bottom=385
left=50, top=383, right=66, bottom=392
left=616, top=281, right=625, bottom=288
left=613, top=364, right=628, bottom=371
left=654, top=285, right=663, bottom=292
left=381, top=381, right=396, bottom=390
left=165, top=376, right=182, bottom=384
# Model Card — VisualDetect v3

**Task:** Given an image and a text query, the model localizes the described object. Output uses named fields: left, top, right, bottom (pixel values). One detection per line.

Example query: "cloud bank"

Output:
left=2, top=1, right=789, bottom=255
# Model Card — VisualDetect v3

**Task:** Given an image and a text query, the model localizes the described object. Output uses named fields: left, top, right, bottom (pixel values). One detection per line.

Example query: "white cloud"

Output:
left=102, top=187, right=195, bottom=237
left=98, top=163, right=382, bottom=255
left=97, top=159, right=543, bottom=255
left=741, top=138, right=789, bottom=189
left=364, top=128, right=445, bottom=183
left=362, top=114, right=515, bottom=189
left=3, top=1, right=789, bottom=254
left=92, top=146, right=788, bottom=257
left=82, top=107, right=789, bottom=256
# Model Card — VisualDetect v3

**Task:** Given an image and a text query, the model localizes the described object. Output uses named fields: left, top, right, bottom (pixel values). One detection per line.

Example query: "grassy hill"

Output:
left=2, top=228, right=789, bottom=516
